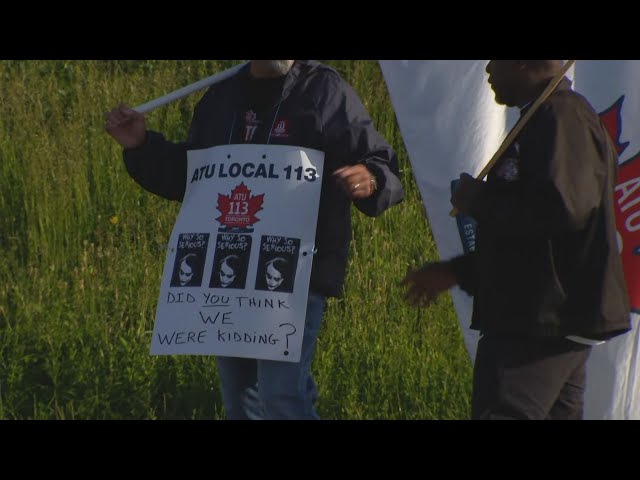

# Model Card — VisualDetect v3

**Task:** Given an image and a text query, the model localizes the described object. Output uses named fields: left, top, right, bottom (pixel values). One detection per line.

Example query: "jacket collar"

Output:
left=519, top=76, right=572, bottom=117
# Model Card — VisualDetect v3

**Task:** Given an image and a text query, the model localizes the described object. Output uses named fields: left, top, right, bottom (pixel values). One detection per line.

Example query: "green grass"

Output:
left=0, top=60, right=472, bottom=419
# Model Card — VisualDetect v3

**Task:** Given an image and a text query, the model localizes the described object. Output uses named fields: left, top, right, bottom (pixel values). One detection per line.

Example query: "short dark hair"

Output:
left=525, top=60, right=563, bottom=71
left=220, top=254, right=240, bottom=272
left=265, top=257, right=288, bottom=274
left=180, top=253, right=199, bottom=270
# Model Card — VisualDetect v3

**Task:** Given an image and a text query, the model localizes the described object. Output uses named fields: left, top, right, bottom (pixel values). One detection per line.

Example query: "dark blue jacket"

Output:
left=123, top=60, right=404, bottom=297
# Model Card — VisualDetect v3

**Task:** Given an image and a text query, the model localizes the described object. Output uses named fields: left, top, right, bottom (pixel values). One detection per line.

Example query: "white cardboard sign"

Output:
left=150, top=144, right=324, bottom=362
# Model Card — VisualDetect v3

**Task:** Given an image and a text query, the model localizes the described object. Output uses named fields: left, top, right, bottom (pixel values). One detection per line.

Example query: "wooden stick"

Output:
left=450, top=60, right=576, bottom=217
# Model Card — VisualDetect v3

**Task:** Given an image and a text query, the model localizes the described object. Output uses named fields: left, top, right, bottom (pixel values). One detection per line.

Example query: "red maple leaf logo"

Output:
left=600, top=96, right=640, bottom=313
left=216, top=183, right=264, bottom=229
left=600, top=96, right=630, bottom=156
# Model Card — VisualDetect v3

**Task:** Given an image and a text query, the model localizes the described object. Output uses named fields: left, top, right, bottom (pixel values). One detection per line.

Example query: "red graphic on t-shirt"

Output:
left=271, top=118, right=289, bottom=138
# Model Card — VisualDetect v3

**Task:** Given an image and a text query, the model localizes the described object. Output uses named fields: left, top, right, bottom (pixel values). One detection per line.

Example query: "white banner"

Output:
left=572, top=61, right=640, bottom=419
left=379, top=60, right=507, bottom=363
left=380, top=60, right=639, bottom=419
left=150, top=144, right=324, bottom=363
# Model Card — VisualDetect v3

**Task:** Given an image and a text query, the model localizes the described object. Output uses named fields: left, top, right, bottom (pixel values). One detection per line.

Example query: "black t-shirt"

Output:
left=231, top=74, right=287, bottom=144
left=246, top=74, right=286, bottom=110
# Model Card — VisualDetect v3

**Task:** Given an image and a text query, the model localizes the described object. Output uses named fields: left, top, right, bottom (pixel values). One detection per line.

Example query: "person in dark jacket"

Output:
left=402, top=60, right=630, bottom=420
left=105, top=60, right=404, bottom=420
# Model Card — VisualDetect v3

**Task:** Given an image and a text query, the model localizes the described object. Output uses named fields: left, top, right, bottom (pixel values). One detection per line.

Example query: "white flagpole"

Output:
left=133, top=61, right=249, bottom=114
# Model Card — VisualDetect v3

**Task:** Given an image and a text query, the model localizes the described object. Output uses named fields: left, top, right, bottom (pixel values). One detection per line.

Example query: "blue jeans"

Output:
left=215, top=292, right=326, bottom=420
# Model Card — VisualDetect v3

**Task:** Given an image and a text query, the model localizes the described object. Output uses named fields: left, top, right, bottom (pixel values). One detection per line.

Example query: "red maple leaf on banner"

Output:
left=216, top=183, right=264, bottom=229
left=600, top=96, right=630, bottom=156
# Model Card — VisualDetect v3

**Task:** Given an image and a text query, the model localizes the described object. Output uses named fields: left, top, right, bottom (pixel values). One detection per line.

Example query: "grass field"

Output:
left=0, top=60, right=472, bottom=419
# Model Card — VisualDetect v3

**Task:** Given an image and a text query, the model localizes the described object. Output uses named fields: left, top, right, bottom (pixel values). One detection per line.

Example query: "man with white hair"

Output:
left=105, top=60, right=403, bottom=420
